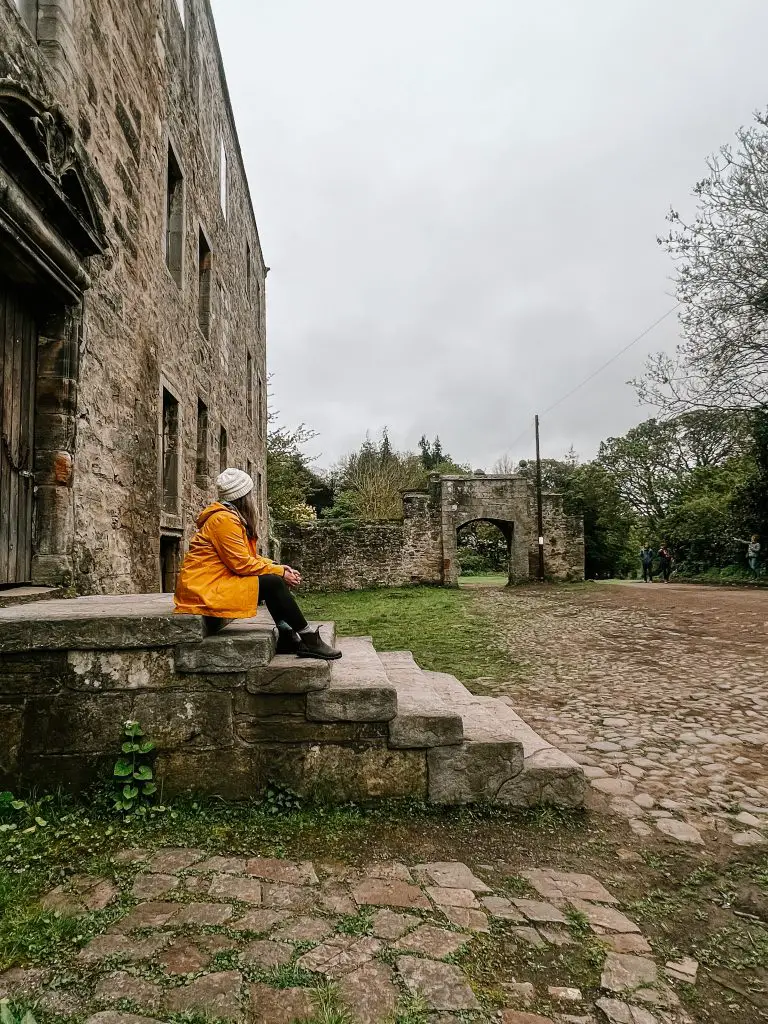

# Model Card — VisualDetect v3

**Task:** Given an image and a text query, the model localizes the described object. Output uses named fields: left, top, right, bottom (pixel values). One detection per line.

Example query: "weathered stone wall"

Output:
left=1, top=0, right=267, bottom=594
left=276, top=475, right=584, bottom=591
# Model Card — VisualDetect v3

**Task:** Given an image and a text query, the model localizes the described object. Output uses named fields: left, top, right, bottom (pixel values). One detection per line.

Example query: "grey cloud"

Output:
left=212, top=0, right=768, bottom=469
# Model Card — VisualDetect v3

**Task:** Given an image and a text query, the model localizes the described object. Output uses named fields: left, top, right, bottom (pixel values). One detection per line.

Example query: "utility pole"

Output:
left=535, top=414, right=545, bottom=582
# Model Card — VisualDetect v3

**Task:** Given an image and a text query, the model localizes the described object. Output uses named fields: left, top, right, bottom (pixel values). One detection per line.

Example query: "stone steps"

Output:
left=377, top=651, right=463, bottom=749
left=306, top=637, right=397, bottom=722
left=0, top=593, right=585, bottom=808
left=425, top=671, right=587, bottom=808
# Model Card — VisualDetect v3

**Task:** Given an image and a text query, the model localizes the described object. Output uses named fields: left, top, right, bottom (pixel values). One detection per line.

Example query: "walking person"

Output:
left=658, top=544, right=673, bottom=583
left=735, top=534, right=761, bottom=578
left=640, top=544, right=655, bottom=583
left=174, top=468, right=341, bottom=660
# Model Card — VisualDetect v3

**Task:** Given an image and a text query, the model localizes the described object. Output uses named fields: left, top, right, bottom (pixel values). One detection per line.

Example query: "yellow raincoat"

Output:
left=173, top=503, right=284, bottom=619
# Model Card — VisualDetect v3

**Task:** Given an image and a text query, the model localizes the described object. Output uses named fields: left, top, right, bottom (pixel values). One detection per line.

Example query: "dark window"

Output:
left=219, top=425, right=228, bottom=473
left=161, top=388, right=180, bottom=513
left=257, top=373, right=264, bottom=436
left=246, top=351, right=253, bottom=423
left=196, top=398, right=208, bottom=483
left=246, top=242, right=252, bottom=299
left=165, top=144, right=184, bottom=287
left=160, top=535, right=181, bottom=592
left=257, top=471, right=263, bottom=517
left=198, top=229, right=212, bottom=337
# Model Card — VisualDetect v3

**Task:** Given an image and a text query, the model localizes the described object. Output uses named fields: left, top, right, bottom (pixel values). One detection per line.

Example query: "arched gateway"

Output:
left=278, top=473, right=585, bottom=590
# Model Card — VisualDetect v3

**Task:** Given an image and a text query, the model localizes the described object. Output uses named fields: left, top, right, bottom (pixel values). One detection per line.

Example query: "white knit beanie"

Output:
left=216, top=468, right=254, bottom=502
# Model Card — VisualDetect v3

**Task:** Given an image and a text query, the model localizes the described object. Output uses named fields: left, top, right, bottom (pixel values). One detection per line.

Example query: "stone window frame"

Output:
left=195, top=394, right=210, bottom=487
left=158, top=375, right=184, bottom=530
left=197, top=223, right=213, bottom=339
left=257, top=372, right=264, bottom=438
left=164, top=136, right=185, bottom=290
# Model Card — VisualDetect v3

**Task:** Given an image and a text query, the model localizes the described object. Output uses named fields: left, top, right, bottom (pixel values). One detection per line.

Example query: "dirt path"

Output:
left=470, top=583, right=768, bottom=849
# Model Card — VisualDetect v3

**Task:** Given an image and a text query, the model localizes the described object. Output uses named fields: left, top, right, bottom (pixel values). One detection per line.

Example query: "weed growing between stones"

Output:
left=334, top=908, right=373, bottom=937
left=0, top=999, right=36, bottom=1024
left=112, top=720, right=157, bottom=816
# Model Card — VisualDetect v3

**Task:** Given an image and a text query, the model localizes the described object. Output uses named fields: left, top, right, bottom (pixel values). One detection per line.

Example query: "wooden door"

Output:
left=0, top=278, right=37, bottom=584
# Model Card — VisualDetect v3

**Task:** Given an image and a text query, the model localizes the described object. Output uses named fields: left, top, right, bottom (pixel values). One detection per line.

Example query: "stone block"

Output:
left=65, top=649, right=176, bottom=691
left=246, top=656, right=330, bottom=694
left=174, top=631, right=274, bottom=674
left=428, top=741, right=524, bottom=804
left=0, top=596, right=203, bottom=652
left=0, top=701, right=23, bottom=777
left=397, top=956, right=481, bottom=1011
left=23, top=694, right=132, bottom=754
left=265, top=744, right=428, bottom=803
left=132, top=691, right=233, bottom=750
left=248, top=983, right=315, bottom=1023
left=496, top=748, right=588, bottom=808
left=235, top=715, right=388, bottom=745
left=306, top=637, right=397, bottom=722
left=0, top=652, right=69, bottom=694
left=235, top=692, right=307, bottom=717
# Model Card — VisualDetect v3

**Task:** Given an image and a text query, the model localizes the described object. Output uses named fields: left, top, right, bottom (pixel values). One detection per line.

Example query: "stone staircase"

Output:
left=0, top=595, right=586, bottom=807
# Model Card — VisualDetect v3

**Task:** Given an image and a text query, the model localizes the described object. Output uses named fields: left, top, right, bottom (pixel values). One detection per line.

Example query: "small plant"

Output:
left=0, top=1001, right=37, bottom=1024
left=335, top=907, right=374, bottom=937
left=257, top=784, right=302, bottom=815
left=112, top=720, right=157, bottom=816
left=0, top=792, right=51, bottom=834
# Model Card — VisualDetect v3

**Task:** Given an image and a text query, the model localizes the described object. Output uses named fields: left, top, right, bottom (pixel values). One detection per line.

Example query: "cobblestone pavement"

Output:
left=0, top=851, right=698, bottom=1023
left=477, top=583, right=768, bottom=848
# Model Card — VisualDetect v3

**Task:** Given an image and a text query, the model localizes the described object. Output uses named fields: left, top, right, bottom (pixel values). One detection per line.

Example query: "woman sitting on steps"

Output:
left=174, top=468, right=341, bottom=661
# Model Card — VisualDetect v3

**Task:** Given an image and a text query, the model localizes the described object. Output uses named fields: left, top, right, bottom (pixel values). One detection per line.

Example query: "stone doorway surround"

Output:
left=0, top=82, right=106, bottom=585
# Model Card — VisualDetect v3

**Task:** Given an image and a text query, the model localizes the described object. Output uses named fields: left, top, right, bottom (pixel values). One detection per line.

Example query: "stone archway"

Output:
left=455, top=517, right=514, bottom=585
left=0, top=84, right=106, bottom=585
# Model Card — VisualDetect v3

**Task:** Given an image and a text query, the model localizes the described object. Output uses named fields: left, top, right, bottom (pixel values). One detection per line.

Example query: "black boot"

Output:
left=275, top=620, right=300, bottom=655
left=297, top=627, right=342, bottom=661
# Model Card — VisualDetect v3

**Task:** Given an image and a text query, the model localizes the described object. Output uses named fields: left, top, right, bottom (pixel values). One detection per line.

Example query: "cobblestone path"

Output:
left=477, top=582, right=768, bottom=848
left=0, top=850, right=697, bottom=1023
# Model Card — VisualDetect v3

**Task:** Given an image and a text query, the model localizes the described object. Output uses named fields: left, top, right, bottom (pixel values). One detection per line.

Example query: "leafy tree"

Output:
left=565, top=463, right=637, bottom=578
left=266, top=416, right=330, bottom=522
left=597, top=412, right=749, bottom=528
left=636, top=110, right=768, bottom=413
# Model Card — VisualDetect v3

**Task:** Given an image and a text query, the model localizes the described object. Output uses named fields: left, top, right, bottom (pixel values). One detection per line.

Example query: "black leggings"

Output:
left=203, top=573, right=308, bottom=636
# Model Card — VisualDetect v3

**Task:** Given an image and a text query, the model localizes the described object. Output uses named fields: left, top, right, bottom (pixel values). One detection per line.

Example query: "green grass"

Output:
left=458, top=573, right=509, bottom=587
left=299, top=585, right=521, bottom=683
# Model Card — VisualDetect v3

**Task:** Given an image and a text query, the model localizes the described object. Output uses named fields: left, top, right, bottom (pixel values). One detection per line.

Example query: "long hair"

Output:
left=230, top=490, right=259, bottom=539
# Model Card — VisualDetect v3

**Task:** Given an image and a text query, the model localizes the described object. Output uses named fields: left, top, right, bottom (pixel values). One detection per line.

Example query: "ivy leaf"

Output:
left=122, top=785, right=139, bottom=800
left=113, top=760, right=133, bottom=777
left=124, top=722, right=144, bottom=738
left=0, top=792, right=14, bottom=806
left=138, top=741, right=156, bottom=754
left=142, top=783, right=158, bottom=796
left=122, top=742, right=140, bottom=754
left=1, top=999, right=16, bottom=1024
left=133, top=766, right=153, bottom=782
left=34, top=817, right=48, bottom=827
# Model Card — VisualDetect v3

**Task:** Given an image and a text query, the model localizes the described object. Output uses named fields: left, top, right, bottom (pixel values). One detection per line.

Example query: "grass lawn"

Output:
left=299, top=584, right=522, bottom=684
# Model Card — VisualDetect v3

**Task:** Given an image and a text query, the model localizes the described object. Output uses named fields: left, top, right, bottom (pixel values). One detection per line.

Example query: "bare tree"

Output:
left=493, top=453, right=516, bottom=474
left=635, top=110, right=768, bottom=413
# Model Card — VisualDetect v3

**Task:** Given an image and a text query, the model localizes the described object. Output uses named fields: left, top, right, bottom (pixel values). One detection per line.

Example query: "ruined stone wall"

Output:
left=1, top=0, right=267, bottom=594
left=276, top=489, right=445, bottom=592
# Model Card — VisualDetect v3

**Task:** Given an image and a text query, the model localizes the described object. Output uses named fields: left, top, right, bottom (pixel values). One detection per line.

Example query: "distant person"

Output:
left=658, top=545, right=673, bottom=583
left=174, top=469, right=341, bottom=660
left=736, top=534, right=761, bottom=577
left=640, top=544, right=655, bottom=583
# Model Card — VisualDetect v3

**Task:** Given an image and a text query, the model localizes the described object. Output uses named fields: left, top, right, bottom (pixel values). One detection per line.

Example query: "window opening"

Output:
left=172, top=0, right=185, bottom=26
left=257, top=471, right=263, bottom=517
left=246, top=242, right=252, bottom=299
left=196, top=398, right=208, bottom=482
left=219, top=137, right=227, bottom=216
left=160, top=535, right=181, bottom=592
left=257, top=373, right=264, bottom=436
left=161, top=388, right=180, bottom=514
left=198, top=228, right=212, bottom=338
left=165, top=144, right=184, bottom=288
left=246, top=351, right=253, bottom=423
left=219, top=425, right=228, bottom=473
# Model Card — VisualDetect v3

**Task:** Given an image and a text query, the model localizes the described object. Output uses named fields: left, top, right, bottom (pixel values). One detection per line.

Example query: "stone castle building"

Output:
left=0, top=0, right=266, bottom=595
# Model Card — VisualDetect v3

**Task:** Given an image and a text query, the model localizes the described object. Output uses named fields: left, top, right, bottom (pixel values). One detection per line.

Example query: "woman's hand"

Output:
left=283, top=566, right=302, bottom=588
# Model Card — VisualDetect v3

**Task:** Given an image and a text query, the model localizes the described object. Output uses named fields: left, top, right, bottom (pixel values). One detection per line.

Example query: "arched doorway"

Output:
left=456, top=518, right=513, bottom=586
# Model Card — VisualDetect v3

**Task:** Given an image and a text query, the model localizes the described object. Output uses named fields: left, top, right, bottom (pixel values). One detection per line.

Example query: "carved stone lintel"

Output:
left=31, top=109, right=75, bottom=182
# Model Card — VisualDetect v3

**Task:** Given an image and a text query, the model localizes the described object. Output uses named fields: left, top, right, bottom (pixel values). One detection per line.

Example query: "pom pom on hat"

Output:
left=216, top=468, right=254, bottom=502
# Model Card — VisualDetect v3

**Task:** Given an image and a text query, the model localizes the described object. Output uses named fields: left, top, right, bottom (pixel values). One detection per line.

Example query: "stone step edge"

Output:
left=306, top=636, right=398, bottom=723
left=423, top=671, right=587, bottom=808
left=377, top=651, right=464, bottom=748
left=175, top=621, right=336, bottom=675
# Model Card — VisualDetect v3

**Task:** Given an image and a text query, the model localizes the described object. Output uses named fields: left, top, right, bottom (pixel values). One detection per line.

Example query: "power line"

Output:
left=541, top=302, right=681, bottom=417
left=502, top=302, right=681, bottom=456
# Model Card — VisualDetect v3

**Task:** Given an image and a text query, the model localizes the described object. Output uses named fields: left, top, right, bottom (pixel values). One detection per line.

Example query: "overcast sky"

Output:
left=211, top=0, right=768, bottom=470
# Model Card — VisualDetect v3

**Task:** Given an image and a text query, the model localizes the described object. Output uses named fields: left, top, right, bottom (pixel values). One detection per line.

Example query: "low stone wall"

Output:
left=277, top=522, right=411, bottom=592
